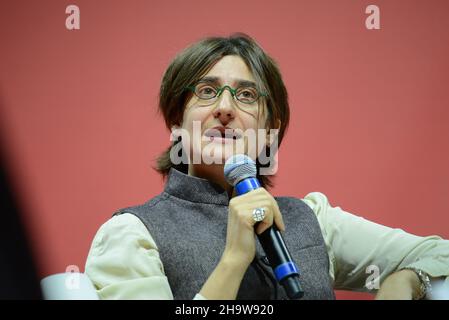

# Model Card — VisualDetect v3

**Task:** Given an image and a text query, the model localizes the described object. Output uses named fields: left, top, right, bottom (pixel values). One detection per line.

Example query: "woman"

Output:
left=85, top=33, right=449, bottom=300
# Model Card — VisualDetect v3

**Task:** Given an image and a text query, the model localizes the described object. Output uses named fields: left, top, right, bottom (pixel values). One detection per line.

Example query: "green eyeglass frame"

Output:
left=185, top=84, right=268, bottom=104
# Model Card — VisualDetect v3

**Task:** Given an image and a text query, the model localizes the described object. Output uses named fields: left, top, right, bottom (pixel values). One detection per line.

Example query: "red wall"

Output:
left=1, top=0, right=448, bottom=300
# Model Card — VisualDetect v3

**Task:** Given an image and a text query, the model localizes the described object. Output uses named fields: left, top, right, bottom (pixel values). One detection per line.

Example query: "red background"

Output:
left=1, top=0, right=448, bottom=299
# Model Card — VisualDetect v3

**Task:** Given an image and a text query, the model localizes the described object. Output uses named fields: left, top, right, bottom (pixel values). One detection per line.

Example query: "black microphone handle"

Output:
left=257, top=225, right=304, bottom=300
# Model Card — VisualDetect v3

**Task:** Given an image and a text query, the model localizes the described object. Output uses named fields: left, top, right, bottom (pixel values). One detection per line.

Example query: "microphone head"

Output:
left=224, top=154, right=257, bottom=187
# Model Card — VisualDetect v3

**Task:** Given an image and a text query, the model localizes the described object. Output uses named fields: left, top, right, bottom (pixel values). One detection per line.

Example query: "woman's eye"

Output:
left=198, top=86, right=216, bottom=96
left=238, top=89, right=257, bottom=99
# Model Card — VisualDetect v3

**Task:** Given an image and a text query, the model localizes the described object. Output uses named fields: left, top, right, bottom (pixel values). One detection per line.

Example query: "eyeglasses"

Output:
left=186, top=82, right=267, bottom=105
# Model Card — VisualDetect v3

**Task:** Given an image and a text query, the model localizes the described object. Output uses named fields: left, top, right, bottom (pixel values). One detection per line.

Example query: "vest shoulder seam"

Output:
left=114, top=192, right=170, bottom=216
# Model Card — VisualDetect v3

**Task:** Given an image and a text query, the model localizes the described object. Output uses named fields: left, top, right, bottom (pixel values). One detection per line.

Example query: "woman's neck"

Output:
left=188, top=164, right=235, bottom=197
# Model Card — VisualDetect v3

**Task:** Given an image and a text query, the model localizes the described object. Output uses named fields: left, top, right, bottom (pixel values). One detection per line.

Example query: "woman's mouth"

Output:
left=203, top=126, right=243, bottom=143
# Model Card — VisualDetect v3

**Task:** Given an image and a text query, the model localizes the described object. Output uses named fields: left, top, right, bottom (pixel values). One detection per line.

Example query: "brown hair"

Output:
left=156, top=33, right=290, bottom=188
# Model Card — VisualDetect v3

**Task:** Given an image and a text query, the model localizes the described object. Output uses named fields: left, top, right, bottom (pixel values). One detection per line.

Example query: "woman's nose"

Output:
left=212, top=90, right=236, bottom=123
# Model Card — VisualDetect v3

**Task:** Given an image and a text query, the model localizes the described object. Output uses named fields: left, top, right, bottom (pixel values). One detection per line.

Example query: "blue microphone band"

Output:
left=274, top=262, right=300, bottom=282
left=235, top=177, right=261, bottom=196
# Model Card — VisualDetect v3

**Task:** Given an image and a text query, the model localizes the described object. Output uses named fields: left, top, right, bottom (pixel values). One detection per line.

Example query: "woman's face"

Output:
left=179, top=55, right=269, bottom=166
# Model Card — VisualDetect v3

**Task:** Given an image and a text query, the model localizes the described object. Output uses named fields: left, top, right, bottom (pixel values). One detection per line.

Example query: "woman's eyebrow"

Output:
left=198, top=76, right=257, bottom=88
left=236, top=80, right=257, bottom=88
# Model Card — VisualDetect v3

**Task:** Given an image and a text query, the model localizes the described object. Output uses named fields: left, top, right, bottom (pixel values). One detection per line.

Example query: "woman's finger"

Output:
left=252, top=189, right=286, bottom=232
left=254, top=206, right=274, bottom=235
left=270, top=198, right=285, bottom=231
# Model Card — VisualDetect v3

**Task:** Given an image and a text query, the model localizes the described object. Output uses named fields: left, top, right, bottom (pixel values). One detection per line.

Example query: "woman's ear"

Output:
left=266, top=119, right=281, bottom=147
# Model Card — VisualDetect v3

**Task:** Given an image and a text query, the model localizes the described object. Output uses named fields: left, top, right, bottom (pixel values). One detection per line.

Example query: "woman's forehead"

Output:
left=202, top=55, right=256, bottom=84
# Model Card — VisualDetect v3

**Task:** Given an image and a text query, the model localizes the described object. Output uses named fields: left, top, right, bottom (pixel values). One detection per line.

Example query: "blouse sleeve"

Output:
left=85, top=213, right=175, bottom=299
left=302, top=192, right=449, bottom=292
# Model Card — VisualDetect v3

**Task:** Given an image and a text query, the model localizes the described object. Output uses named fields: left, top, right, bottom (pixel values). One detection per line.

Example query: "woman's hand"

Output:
left=375, top=269, right=421, bottom=300
left=223, top=187, right=286, bottom=269
left=199, top=187, right=285, bottom=299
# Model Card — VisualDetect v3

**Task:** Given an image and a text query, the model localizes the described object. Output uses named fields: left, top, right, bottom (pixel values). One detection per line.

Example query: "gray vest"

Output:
left=114, top=169, right=335, bottom=300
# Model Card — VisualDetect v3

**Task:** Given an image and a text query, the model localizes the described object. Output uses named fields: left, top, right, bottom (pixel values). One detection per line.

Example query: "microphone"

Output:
left=224, top=154, right=304, bottom=300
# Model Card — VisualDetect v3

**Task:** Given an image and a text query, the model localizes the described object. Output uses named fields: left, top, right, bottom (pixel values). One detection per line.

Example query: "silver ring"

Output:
left=252, top=208, right=266, bottom=222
